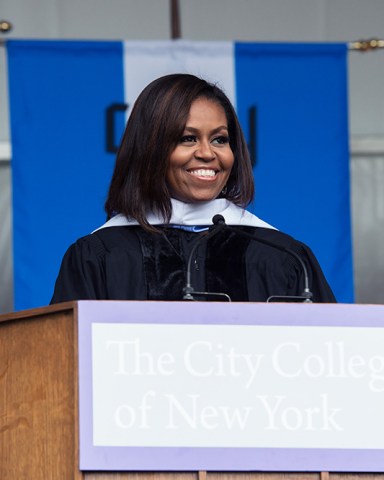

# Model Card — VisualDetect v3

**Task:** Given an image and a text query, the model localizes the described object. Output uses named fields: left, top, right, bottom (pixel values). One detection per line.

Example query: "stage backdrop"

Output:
left=7, top=40, right=353, bottom=310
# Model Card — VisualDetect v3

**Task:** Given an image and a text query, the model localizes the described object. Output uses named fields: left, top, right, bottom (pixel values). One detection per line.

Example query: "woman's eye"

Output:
left=212, top=135, right=230, bottom=145
left=180, top=135, right=197, bottom=143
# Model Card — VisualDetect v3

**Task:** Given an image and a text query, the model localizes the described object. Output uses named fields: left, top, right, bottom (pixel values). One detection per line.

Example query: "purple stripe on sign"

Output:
left=76, top=447, right=384, bottom=472
left=78, top=446, right=384, bottom=472
left=78, top=303, right=95, bottom=466
left=77, top=301, right=384, bottom=472
left=79, top=301, right=384, bottom=328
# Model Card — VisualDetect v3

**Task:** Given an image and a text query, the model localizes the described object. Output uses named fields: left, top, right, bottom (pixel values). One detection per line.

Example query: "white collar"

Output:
left=94, top=198, right=276, bottom=231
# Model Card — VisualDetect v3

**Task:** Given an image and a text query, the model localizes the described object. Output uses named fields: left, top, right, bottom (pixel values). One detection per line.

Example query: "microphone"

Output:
left=212, top=214, right=226, bottom=226
left=218, top=217, right=313, bottom=303
left=183, top=215, right=231, bottom=302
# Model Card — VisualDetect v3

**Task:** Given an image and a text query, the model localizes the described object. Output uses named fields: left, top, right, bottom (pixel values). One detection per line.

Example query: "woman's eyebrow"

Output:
left=183, top=125, right=229, bottom=134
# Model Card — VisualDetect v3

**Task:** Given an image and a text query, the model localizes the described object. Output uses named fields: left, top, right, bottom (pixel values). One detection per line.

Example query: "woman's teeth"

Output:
left=189, top=169, right=217, bottom=177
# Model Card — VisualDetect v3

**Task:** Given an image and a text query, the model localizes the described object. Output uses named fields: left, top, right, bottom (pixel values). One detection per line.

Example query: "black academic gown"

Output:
left=51, top=226, right=336, bottom=304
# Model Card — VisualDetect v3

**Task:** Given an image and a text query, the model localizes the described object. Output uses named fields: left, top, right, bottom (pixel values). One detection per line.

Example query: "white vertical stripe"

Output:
left=123, top=40, right=235, bottom=120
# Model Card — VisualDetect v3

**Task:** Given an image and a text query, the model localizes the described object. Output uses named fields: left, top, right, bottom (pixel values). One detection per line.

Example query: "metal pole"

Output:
left=349, top=38, right=384, bottom=51
left=170, top=0, right=181, bottom=39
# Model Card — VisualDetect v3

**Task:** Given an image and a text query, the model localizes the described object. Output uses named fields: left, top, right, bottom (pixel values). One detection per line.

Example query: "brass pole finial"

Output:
left=0, top=20, right=13, bottom=33
left=349, top=38, right=384, bottom=51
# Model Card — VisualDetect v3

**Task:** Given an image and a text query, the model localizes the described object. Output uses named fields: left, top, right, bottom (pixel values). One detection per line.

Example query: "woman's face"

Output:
left=166, top=97, right=234, bottom=203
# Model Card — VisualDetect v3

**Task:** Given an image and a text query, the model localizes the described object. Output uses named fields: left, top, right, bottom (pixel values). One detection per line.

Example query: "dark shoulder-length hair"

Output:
left=105, top=73, right=254, bottom=229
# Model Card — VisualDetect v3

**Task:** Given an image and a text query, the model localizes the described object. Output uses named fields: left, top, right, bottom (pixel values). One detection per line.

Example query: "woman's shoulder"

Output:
left=69, top=226, right=142, bottom=259
left=237, top=225, right=308, bottom=251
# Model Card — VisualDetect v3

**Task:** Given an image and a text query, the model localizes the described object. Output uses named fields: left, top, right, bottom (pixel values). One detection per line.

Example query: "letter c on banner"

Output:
left=184, top=341, right=214, bottom=376
left=272, top=342, right=301, bottom=377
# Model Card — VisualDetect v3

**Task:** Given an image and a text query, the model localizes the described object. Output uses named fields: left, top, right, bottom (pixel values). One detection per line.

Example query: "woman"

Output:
left=51, top=74, right=335, bottom=303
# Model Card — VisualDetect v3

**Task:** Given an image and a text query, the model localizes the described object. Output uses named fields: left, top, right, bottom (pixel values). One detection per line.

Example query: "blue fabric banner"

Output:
left=7, top=40, right=353, bottom=309
left=235, top=43, right=353, bottom=303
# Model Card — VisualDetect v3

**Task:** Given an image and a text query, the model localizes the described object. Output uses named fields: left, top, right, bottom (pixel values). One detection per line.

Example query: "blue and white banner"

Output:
left=7, top=40, right=353, bottom=310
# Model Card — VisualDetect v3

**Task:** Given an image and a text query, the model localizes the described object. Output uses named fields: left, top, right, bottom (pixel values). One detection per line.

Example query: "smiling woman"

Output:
left=104, top=73, right=254, bottom=229
left=51, top=74, right=336, bottom=304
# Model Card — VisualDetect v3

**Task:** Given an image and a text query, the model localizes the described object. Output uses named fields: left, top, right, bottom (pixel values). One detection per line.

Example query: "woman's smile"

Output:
left=187, top=168, right=219, bottom=179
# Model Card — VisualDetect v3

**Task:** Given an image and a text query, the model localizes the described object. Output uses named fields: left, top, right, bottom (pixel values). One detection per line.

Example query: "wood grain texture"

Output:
left=0, top=304, right=81, bottom=479
left=84, top=473, right=198, bottom=480
left=208, top=472, right=319, bottom=480
left=0, top=301, right=76, bottom=324
left=330, top=475, right=384, bottom=479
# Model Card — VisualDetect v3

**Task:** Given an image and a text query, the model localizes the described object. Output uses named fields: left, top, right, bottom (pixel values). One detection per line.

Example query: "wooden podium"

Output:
left=1, top=302, right=384, bottom=480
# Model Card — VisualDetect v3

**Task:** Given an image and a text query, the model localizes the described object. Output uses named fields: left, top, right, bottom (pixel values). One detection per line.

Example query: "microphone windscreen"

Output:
left=212, top=214, right=225, bottom=225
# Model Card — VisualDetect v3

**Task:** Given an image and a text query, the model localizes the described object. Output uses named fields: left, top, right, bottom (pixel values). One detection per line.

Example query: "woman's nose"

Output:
left=194, top=140, right=215, bottom=161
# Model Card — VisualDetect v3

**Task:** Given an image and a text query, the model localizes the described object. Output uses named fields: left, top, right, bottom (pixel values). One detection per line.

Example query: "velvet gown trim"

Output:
left=138, top=229, right=250, bottom=301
